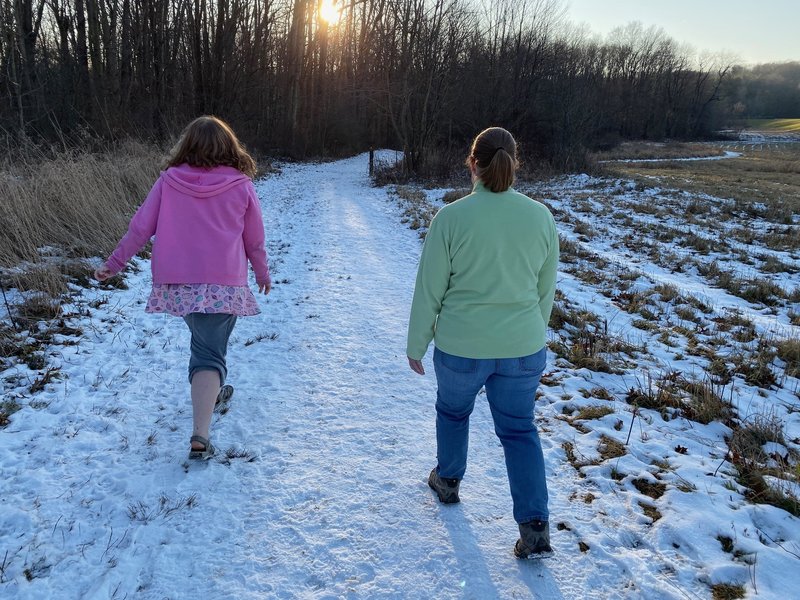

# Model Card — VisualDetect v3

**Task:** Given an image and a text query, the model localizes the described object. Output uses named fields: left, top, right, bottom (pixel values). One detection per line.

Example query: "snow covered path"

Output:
left=184, top=155, right=593, bottom=599
left=7, top=155, right=782, bottom=599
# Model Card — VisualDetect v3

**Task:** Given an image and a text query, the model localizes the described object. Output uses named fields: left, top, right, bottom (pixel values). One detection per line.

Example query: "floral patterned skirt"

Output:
left=145, top=283, right=260, bottom=317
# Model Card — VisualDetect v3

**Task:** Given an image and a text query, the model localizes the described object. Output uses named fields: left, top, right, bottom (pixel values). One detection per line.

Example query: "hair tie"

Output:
left=493, top=147, right=506, bottom=157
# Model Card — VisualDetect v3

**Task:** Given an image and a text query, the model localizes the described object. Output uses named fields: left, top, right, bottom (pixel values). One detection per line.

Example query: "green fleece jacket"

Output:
left=407, top=181, right=558, bottom=360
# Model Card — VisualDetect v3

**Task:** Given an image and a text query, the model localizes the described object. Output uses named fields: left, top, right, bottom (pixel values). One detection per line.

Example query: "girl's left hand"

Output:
left=258, top=281, right=272, bottom=295
left=94, top=265, right=112, bottom=281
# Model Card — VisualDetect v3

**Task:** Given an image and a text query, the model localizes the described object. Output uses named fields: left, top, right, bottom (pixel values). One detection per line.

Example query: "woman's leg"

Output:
left=183, top=313, right=237, bottom=448
left=432, top=348, right=486, bottom=479
left=484, top=348, right=548, bottom=523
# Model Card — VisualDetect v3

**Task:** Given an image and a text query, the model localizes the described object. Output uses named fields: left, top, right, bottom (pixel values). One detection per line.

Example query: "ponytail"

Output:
left=467, top=127, right=518, bottom=192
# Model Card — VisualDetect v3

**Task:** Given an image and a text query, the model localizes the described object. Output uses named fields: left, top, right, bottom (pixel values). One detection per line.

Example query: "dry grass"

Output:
left=680, top=377, right=732, bottom=425
left=603, top=146, right=800, bottom=216
left=0, top=141, right=161, bottom=377
left=0, top=398, right=21, bottom=427
left=717, top=535, right=735, bottom=553
left=626, top=373, right=682, bottom=414
left=393, top=185, right=437, bottom=237
left=594, top=141, right=724, bottom=161
left=632, top=478, right=667, bottom=499
left=639, top=501, right=662, bottom=522
left=0, top=139, right=162, bottom=268
left=776, top=337, right=800, bottom=378
left=562, top=441, right=600, bottom=472
left=442, top=188, right=472, bottom=204
left=728, top=413, right=799, bottom=517
left=575, top=405, right=614, bottom=420
left=598, top=434, right=626, bottom=460
left=711, top=583, right=746, bottom=600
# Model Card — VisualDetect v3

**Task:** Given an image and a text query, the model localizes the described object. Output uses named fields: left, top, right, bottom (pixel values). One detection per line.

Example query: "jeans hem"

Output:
left=517, top=514, right=549, bottom=524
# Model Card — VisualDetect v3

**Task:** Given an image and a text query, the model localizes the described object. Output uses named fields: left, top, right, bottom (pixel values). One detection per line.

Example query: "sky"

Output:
left=566, top=0, right=799, bottom=64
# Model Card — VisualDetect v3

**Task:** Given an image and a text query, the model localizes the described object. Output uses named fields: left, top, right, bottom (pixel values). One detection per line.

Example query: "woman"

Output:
left=406, top=127, right=558, bottom=559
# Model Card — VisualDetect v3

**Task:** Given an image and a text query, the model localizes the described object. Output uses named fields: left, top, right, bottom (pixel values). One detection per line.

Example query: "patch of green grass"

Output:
left=746, top=118, right=800, bottom=133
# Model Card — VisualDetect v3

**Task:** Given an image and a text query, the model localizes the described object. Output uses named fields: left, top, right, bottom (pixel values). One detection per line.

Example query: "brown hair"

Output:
left=166, top=116, right=257, bottom=178
left=467, top=127, right=518, bottom=192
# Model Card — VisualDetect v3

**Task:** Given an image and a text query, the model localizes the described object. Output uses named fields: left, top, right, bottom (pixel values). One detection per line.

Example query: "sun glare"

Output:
left=319, top=0, right=341, bottom=25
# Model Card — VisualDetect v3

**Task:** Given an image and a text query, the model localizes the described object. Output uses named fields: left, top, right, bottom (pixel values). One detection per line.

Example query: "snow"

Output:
left=2, top=153, right=799, bottom=599
left=602, top=151, right=741, bottom=164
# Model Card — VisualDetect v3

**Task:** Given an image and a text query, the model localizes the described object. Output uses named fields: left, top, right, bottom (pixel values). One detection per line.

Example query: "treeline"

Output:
left=723, top=62, right=800, bottom=120
left=1, top=0, right=736, bottom=171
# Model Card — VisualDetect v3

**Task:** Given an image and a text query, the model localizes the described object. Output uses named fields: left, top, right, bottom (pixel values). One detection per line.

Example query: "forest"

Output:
left=1, top=0, right=798, bottom=171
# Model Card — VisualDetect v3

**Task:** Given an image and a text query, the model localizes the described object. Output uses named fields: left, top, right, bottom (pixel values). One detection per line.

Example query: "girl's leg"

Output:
left=191, top=369, right=220, bottom=447
left=183, top=313, right=237, bottom=449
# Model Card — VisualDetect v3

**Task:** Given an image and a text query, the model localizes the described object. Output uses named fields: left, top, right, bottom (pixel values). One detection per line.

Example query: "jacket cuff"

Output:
left=105, top=256, right=124, bottom=275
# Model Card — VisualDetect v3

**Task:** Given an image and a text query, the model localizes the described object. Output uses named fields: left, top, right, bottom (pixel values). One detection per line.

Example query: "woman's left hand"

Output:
left=408, top=356, right=425, bottom=375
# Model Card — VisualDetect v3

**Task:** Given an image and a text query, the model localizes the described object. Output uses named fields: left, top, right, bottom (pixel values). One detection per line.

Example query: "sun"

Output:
left=319, top=0, right=341, bottom=25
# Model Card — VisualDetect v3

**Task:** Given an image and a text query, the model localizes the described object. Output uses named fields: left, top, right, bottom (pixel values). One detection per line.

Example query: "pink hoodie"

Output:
left=106, top=164, right=270, bottom=286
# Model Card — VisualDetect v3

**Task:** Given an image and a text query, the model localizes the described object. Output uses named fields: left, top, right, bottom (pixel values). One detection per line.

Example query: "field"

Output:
left=745, top=118, right=800, bottom=133
left=603, top=142, right=800, bottom=212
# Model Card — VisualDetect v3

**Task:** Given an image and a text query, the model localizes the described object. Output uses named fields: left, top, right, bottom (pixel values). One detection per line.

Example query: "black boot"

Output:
left=428, top=468, right=460, bottom=504
left=514, top=520, right=553, bottom=559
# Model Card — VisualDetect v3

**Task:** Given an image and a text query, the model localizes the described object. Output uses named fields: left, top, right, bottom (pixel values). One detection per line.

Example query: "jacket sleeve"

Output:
left=105, top=178, right=163, bottom=275
left=242, top=184, right=270, bottom=284
left=537, top=214, right=559, bottom=327
left=406, top=213, right=451, bottom=360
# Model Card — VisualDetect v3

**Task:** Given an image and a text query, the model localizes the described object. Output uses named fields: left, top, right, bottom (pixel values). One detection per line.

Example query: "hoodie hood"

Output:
left=162, top=164, right=249, bottom=198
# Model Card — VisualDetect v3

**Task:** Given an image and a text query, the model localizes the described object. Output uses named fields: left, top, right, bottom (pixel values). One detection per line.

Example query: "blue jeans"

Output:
left=433, top=346, right=549, bottom=524
left=183, top=313, right=237, bottom=385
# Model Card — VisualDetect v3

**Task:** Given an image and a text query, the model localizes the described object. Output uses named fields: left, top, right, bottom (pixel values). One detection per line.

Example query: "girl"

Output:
left=95, top=116, right=271, bottom=460
left=406, top=127, right=559, bottom=559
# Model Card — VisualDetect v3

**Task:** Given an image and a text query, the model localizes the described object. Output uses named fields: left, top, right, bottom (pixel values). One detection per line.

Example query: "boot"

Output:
left=514, top=519, right=553, bottom=559
left=428, top=468, right=460, bottom=504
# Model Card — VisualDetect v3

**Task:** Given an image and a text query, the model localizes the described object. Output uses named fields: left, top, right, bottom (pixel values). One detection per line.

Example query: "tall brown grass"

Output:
left=1, top=139, right=162, bottom=270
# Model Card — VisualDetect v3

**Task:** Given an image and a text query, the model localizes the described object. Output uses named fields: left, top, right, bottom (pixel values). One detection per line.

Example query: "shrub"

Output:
left=442, top=188, right=471, bottom=204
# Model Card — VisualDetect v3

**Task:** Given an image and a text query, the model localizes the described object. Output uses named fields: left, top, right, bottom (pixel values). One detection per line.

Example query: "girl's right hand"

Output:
left=258, top=281, right=271, bottom=295
left=94, top=265, right=112, bottom=281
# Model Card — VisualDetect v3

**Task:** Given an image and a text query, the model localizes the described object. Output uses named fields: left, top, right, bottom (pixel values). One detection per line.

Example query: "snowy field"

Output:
left=1, top=153, right=799, bottom=599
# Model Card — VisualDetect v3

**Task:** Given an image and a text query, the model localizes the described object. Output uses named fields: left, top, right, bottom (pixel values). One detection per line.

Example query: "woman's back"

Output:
left=407, top=180, right=558, bottom=360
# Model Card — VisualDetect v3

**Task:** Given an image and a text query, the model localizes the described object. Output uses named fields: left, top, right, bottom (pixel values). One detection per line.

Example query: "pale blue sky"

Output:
left=566, top=0, right=799, bottom=64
